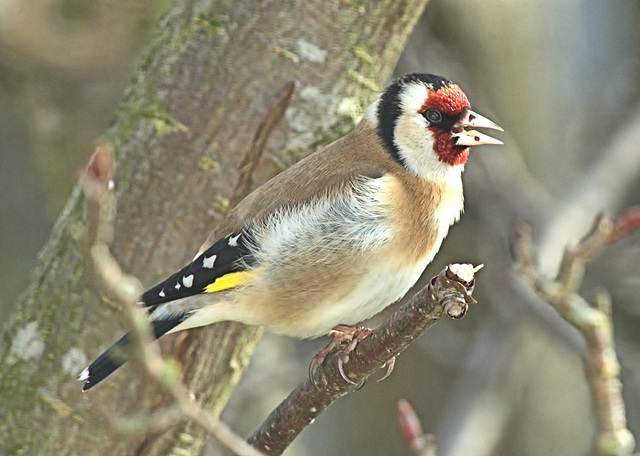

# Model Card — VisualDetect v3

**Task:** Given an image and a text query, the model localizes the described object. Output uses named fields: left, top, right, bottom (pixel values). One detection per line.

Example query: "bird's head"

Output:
left=371, top=73, right=502, bottom=180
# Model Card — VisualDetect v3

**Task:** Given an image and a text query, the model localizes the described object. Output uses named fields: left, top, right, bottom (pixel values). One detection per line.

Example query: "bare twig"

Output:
left=248, top=264, right=480, bottom=456
left=82, top=144, right=264, bottom=456
left=538, top=106, right=640, bottom=272
left=229, top=80, right=295, bottom=208
left=398, top=399, right=437, bottom=456
left=512, top=210, right=640, bottom=456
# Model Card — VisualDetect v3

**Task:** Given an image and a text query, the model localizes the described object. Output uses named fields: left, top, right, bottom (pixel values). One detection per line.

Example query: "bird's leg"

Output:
left=309, top=324, right=373, bottom=387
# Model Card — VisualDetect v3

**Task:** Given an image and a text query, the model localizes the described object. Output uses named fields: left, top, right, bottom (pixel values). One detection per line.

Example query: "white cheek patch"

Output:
left=398, top=82, right=429, bottom=114
left=393, top=114, right=454, bottom=180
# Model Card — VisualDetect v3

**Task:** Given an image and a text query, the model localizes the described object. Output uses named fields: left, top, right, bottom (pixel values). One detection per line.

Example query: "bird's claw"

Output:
left=377, top=355, right=396, bottom=383
left=309, top=325, right=373, bottom=388
left=338, top=356, right=357, bottom=385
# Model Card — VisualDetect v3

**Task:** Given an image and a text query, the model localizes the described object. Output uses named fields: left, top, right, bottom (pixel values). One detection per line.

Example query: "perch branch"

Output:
left=248, top=263, right=481, bottom=456
left=512, top=208, right=640, bottom=456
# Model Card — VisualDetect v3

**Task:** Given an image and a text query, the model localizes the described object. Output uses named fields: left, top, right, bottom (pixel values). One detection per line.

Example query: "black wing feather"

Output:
left=141, top=230, right=254, bottom=308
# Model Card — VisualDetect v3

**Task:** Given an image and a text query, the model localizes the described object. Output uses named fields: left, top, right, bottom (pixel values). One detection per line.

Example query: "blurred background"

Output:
left=1, top=1, right=639, bottom=455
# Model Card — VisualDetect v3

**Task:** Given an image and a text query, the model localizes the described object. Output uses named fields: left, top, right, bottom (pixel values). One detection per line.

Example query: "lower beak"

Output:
left=452, top=108, right=503, bottom=146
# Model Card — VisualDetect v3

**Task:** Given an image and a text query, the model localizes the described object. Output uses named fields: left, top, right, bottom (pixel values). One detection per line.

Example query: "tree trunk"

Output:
left=0, top=0, right=428, bottom=454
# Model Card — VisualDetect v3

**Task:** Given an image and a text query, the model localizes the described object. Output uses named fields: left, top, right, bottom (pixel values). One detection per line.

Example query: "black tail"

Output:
left=79, top=317, right=187, bottom=391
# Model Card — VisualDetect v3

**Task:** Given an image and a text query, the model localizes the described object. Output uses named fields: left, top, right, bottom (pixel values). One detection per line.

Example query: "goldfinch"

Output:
left=79, top=73, right=502, bottom=391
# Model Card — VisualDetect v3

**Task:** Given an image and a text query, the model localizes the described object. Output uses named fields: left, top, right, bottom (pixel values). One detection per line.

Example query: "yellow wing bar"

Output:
left=204, top=270, right=256, bottom=293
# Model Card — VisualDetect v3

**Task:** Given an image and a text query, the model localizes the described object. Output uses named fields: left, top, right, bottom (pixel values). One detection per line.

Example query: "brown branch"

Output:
left=512, top=211, right=639, bottom=456
left=229, top=81, right=296, bottom=208
left=82, top=144, right=264, bottom=456
left=248, top=263, right=480, bottom=456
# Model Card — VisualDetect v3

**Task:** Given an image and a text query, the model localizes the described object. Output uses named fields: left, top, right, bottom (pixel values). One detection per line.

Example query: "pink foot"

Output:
left=309, top=325, right=373, bottom=387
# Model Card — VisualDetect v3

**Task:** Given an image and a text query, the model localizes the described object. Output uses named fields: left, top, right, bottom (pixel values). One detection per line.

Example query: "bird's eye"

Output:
left=424, top=109, right=443, bottom=124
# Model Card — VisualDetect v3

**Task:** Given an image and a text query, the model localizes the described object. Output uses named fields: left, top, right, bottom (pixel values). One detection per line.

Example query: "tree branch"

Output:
left=248, top=263, right=480, bottom=456
left=230, top=81, right=295, bottom=208
left=82, top=144, right=264, bottom=456
left=512, top=209, right=640, bottom=456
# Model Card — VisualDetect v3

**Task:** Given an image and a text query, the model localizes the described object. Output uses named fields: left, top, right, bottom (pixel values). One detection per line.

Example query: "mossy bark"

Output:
left=0, top=0, right=428, bottom=454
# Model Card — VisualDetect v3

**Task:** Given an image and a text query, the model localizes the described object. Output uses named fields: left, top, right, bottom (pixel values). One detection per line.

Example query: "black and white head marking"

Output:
left=375, top=73, right=453, bottom=166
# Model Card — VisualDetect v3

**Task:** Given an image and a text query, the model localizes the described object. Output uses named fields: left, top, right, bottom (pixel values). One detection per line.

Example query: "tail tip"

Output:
left=78, top=367, right=95, bottom=392
left=77, top=367, right=90, bottom=382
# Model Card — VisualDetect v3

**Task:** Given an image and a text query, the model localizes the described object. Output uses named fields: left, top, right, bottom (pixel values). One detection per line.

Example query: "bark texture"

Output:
left=0, top=0, right=428, bottom=454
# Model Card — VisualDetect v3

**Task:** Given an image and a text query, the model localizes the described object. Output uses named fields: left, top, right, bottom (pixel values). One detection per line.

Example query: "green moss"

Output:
left=178, top=433, right=195, bottom=444
left=212, top=195, right=230, bottom=214
left=353, top=46, right=374, bottom=65
left=278, top=114, right=357, bottom=168
left=341, top=0, right=366, bottom=10
left=347, top=70, right=378, bottom=92
left=205, top=326, right=263, bottom=419
left=140, top=107, right=188, bottom=136
left=197, top=156, right=221, bottom=174
left=156, top=358, right=182, bottom=390
left=8, top=444, right=25, bottom=456
left=194, top=13, right=225, bottom=34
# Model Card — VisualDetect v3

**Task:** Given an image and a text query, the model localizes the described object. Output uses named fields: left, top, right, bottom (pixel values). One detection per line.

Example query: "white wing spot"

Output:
left=182, top=274, right=194, bottom=288
left=175, top=283, right=181, bottom=290
left=159, top=289, right=166, bottom=297
left=228, top=234, right=241, bottom=247
left=203, top=255, right=217, bottom=269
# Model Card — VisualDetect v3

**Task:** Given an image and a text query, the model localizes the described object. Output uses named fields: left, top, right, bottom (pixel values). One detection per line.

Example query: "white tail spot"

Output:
left=182, top=274, right=194, bottom=288
left=78, top=367, right=90, bottom=381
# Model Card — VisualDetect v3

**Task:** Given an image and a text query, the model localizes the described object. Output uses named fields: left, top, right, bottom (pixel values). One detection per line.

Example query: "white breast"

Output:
left=288, top=254, right=431, bottom=338
left=165, top=173, right=464, bottom=339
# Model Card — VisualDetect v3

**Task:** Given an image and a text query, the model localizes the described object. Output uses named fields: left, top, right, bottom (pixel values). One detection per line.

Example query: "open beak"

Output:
left=452, top=108, right=503, bottom=147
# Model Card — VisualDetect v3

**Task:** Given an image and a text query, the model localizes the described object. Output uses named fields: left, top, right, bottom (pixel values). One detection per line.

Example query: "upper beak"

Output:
left=452, top=108, right=503, bottom=147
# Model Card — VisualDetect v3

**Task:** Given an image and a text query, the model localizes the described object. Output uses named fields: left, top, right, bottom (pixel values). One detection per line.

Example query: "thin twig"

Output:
left=398, top=399, right=437, bottom=456
left=230, top=80, right=295, bottom=208
left=175, top=81, right=295, bottom=360
left=512, top=210, right=640, bottom=456
left=248, top=264, right=480, bottom=456
left=82, top=143, right=264, bottom=456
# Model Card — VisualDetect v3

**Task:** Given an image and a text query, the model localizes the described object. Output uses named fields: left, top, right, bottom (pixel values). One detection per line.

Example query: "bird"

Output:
left=78, top=73, right=502, bottom=391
